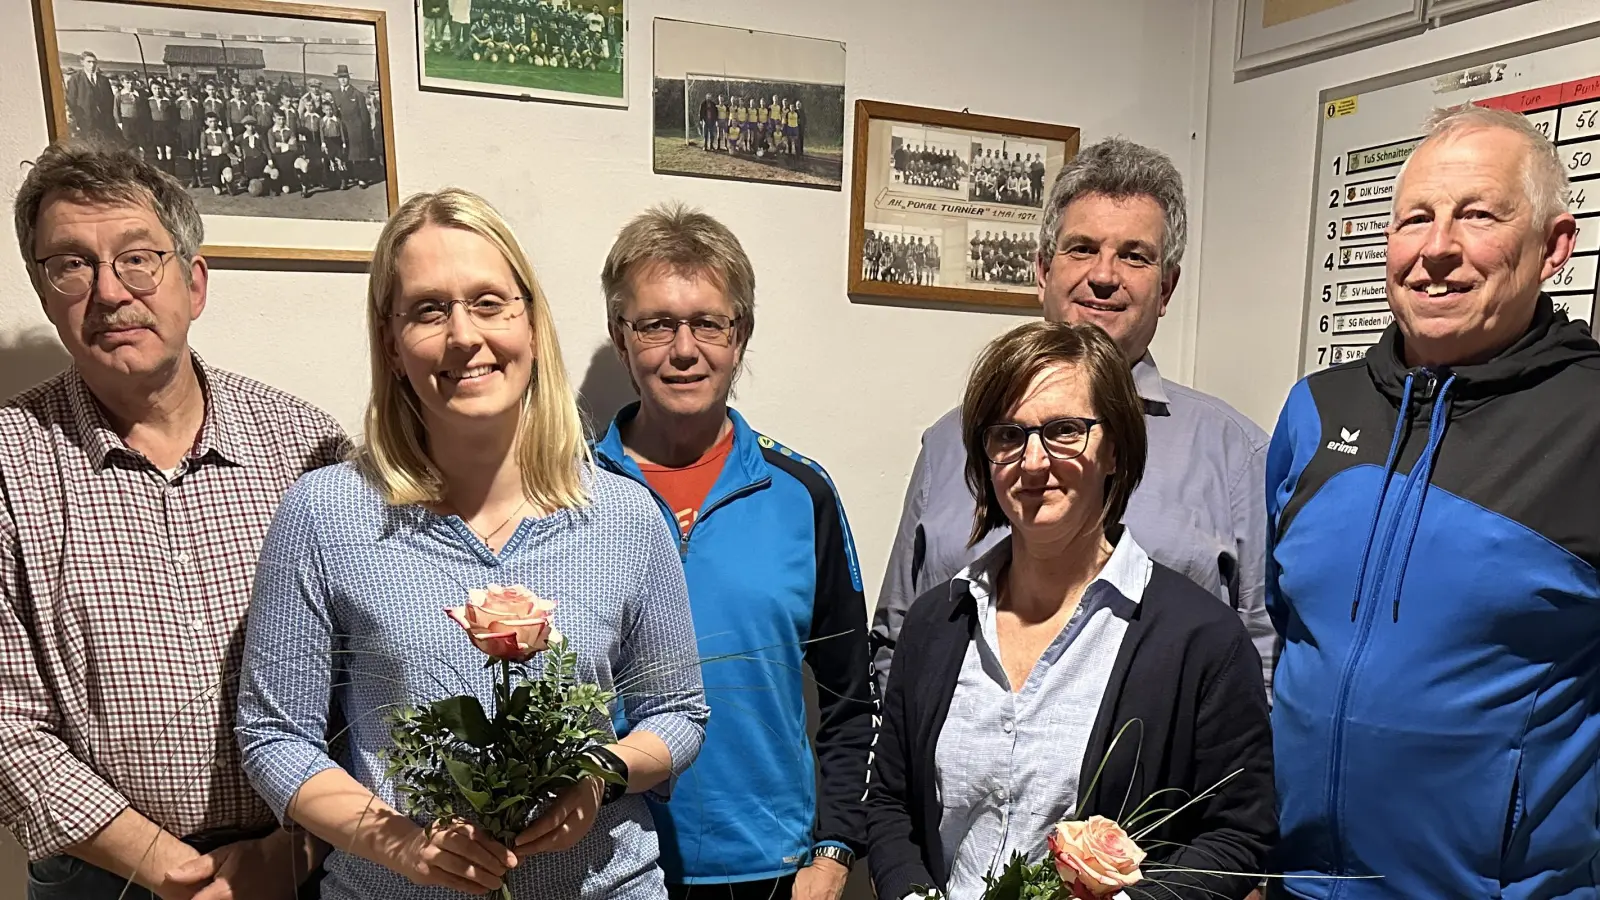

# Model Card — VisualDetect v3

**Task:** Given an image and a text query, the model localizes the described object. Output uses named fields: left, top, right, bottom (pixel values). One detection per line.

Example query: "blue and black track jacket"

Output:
left=1267, top=295, right=1600, bottom=898
left=595, top=405, right=875, bottom=884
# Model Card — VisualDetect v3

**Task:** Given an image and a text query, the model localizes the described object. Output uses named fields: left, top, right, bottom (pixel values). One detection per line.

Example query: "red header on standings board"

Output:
left=1476, top=75, right=1600, bottom=114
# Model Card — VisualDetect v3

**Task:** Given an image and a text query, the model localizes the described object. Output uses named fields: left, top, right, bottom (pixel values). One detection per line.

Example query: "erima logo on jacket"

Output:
left=1326, top=427, right=1360, bottom=455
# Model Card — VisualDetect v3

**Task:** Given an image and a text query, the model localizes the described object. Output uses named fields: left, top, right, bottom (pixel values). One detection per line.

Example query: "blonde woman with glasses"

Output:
left=237, top=188, right=709, bottom=900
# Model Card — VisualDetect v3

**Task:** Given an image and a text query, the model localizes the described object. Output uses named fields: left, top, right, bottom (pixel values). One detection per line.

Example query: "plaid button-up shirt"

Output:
left=0, top=355, right=347, bottom=859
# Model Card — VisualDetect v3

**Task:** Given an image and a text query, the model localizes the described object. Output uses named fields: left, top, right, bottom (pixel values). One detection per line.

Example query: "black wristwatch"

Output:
left=811, top=845, right=856, bottom=868
left=585, top=746, right=629, bottom=806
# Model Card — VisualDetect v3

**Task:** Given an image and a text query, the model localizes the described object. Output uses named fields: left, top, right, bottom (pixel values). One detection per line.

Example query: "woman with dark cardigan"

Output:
left=866, top=322, right=1275, bottom=900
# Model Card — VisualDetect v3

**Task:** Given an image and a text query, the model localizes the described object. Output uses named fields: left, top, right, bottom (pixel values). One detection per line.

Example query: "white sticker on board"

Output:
left=1559, top=138, right=1600, bottom=180
left=1575, top=220, right=1600, bottom=254
left=1544, top=254, right=1598, bottom=293
left=1345, top=138, right=1421, bottom=174
left=1337, top=280, right=1387, bottom=303
left=1340, top=211, right=1391, bottom=240
left=1333, top=310, right=1393, bottom=335
left=1558, top=101, right=1600, bottom=141
left=1572, top=184, right=1593, bottom=216
left=1551, top=294, right=1595, bottom=322
left=1339, top=244, right=1387, bottom=268
left=1343, top=177, right=1395, bottom=206
left=1329, top=343, right=1376, bottom=365
left=1525, top=108, right=1560, bottom=143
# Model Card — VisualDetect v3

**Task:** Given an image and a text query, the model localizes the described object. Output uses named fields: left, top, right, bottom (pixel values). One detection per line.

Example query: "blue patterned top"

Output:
left=237, top=461, right=709, bottom=900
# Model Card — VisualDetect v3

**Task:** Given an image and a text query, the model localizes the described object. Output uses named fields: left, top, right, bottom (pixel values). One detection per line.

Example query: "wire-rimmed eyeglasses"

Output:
left=34, top=249, right=176, bottom=297
left=616, top=314, right=740, bottom=347
left=981, top=416, right=1101, bottom=465
left=388, top=296, right=528, bottom=338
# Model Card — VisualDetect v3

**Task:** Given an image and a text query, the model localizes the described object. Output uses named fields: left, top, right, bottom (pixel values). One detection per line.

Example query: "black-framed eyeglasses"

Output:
left=388, top=296, right=528, bottom=336
left=982, top=416, right=1101, bottom=465
left=34, top=249, right=176, bottom=297
left=617, top=314, right=740, bottom=347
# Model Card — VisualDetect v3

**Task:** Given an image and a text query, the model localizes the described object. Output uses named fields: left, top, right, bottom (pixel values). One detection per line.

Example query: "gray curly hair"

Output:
left=14, top=142, right=204, bottom=293
left=1037, top=137, right=1187, bottom=278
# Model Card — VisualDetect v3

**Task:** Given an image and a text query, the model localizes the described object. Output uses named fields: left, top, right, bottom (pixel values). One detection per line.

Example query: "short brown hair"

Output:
left=14, top=142, right=204, bottom=294
left=600, top=202, right=755, bottom=345
left=961, top=321, right=1147, bottom=546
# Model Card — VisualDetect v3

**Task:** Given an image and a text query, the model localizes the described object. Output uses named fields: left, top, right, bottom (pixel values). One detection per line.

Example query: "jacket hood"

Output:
left=1367, top=293, right=1600, bottom=412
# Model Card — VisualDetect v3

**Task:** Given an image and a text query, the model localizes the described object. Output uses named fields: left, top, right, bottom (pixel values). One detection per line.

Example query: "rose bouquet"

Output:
left=381, top=585, right=625, bottom=900
left=913, top=721, right=1243, bottom=900
left=967, top=815, right=1145, bottom=900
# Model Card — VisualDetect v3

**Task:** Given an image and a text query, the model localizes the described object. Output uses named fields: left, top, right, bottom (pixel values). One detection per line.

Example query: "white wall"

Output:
left=0, top=0, right=1214, bottom=892
left=1193, top=0, right=1600, bottom=429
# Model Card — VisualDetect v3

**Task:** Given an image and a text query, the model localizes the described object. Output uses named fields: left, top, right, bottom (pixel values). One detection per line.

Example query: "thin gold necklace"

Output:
left=460, top=497, right=528, bottom=545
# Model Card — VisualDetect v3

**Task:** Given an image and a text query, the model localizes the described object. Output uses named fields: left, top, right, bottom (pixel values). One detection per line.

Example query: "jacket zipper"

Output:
left=594, top=454, right=769, bottom=560
left=1323, top=371, right=1435, bottom=881
left=673, top=479, right=769, bottom=558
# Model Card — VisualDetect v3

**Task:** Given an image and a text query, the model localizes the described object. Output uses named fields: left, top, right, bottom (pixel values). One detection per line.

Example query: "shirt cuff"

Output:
left=627, top=707, right=704, bottom=778
left=241, top=740, right=340, bottom=827
left=20, top=759, right=132, bottom=860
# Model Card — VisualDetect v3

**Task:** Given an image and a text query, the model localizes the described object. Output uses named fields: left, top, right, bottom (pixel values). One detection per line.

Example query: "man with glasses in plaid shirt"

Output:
left=2, top=143, right=348, bottom=900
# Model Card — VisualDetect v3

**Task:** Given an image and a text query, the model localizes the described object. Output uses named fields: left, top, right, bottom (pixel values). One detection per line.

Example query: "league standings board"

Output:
left=1301, top=23, right=1600, bottom=377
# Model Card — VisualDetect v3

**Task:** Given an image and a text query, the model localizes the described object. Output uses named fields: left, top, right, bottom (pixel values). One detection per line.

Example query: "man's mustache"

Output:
left=84, top=309, right=158, bottom=339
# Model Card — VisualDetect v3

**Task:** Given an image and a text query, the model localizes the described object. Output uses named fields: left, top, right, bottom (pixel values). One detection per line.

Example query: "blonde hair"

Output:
left=600, top=201, right=756, bottom=345
left=355, top=188, right=589, bottom=511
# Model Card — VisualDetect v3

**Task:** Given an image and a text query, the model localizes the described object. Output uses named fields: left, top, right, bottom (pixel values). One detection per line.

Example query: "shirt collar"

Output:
left=67, top=351, right=251, bottom=472
left=67, top=368, right=121, bottom=471
left=954, top=526, right=1154, bottom=612
left=191, top=356, right=253, bottom=467
left=594, top=402, right=769, bottom=491
left=1131, top=352, right=1170, bottom=408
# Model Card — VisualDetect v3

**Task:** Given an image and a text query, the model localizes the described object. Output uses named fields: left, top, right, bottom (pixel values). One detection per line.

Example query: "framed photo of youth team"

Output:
left=848, top=100, right=1079, bottom=310
left=33, top=0, right=400, bottom=262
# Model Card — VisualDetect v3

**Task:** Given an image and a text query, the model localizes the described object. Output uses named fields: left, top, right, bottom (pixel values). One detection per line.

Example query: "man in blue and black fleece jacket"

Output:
left=595, top=202, right=874, bottom=900
left=1268, top=104, right=1600, bottom=898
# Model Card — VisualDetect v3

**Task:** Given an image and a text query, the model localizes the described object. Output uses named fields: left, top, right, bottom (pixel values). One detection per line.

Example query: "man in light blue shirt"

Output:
left=872, top=137, right=1277, bottom=697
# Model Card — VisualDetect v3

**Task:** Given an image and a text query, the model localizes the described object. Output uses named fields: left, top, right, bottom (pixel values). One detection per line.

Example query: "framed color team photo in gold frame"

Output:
left=34, top=0, right=400, bottom=262
left=848, top=100, right=1079, bottom=311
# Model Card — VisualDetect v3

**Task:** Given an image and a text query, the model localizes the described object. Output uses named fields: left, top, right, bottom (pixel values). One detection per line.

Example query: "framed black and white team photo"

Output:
left=652, top=18, right=846, bottom=191
left=848, top=100, right=1078, bottom=310
left=34, top=0, right=400, bottom=262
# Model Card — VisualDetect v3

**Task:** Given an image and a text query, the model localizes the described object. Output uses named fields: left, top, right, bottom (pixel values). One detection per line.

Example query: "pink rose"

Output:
left=1047, top=816, right=1146, bottom=898
left=444, top=584, right=558, bottom=662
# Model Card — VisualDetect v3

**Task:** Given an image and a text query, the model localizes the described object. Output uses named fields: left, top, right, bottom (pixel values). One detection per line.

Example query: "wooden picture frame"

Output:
left=847, top=100, right=1079, bottom=311
left=34, top=0, right=400, bottom=263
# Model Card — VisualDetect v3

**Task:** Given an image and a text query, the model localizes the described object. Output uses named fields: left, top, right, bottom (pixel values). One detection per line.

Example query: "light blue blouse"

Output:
left=934, top=533, right=1151, bottom=899
left=237, top=462, right=709, bottom=900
